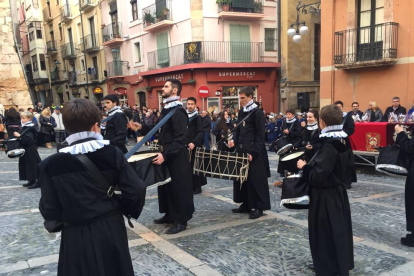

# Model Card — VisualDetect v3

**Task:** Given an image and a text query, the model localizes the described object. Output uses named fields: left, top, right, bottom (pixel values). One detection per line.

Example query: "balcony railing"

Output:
left=60, top=4, right=72, bottom=22
left=102, top=22, right=122, bottom=43
left=46, top=41, right=58, bottom=54
left=80, top=34, right=99, bottom=52
left=334, top=22, right=399, bottom=68
left=80, top=0, right=96, bottom=11
left=61, top=43, right=76, bottom=59
left=218, top=0, right=264, bottom=13
left=147, top=41, right=264, bottom=70
left=43, top=7, right=52, bottom=22
left=142, top=0, right=172, bottom=28
left=50, top=70, right=67, bottom=82
left=107, top=61, right=129, bottom=77
left=68, top=71, right=77, bottom=85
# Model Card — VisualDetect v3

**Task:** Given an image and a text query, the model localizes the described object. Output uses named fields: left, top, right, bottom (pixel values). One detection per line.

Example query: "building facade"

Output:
left=280, top=0, right=320, bottom=113
left=100, top=0, right=280, bottom=113
left=320, top=0, right=414, bottom=112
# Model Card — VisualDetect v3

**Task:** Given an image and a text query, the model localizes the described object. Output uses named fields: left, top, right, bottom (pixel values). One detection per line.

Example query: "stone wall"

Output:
left=0, top=0, right=32, bottom=111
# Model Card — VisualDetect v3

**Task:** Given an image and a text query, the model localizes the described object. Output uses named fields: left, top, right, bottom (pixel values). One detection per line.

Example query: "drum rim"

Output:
left=276, top=144, right=293, bottom=155
left=280, top=195, right=310, bottom=206
left=285, top=174, right=302, bottom=178
left=280, top=151, right=305, bottom=161
left=376, top=164, right=408, bottom=176
left=7, top=149, right=25, bottom=158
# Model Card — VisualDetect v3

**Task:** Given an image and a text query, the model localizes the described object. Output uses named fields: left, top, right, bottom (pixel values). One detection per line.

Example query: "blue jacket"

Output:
left=266, top=121, right=277, bottom=140
left=275, top=118, right=283, bottom=137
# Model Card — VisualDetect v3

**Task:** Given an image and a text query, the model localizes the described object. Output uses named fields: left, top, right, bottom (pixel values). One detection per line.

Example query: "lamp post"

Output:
left=287, top=1, right=321, bottom=43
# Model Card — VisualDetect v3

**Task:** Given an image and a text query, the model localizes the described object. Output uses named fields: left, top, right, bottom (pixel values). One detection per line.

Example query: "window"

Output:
left=314, top=24, right=320, bottom=81
left=92, top=57, right=99, bottom=80
left=81, top=59, right=86, bottom=71
left=57, top=0, right=59, bottom=5
left=156, top=32, right=169, bottom=67
left=34, top=22, right=42, bottom=39
left=134, top=42, right=141, bottom=63
left=131, top=0, right=138, bottom=21
left=264, top=28, right=276, bottom=51
left=59, top=24, right=62, bottom=40
left=229, top=24, right=251, bottom=62
left=39, top=54, right=46, bottom=70
left=36, top=29, right=42, bottom=39
left=32, top=0, right=39, bottom=9
left=32, top=55, right=38, bottom=71
left=29, top=31, right=34, bottom=41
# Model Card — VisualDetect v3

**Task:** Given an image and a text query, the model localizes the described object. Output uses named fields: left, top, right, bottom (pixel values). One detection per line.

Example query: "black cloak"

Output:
left=19, top=126, right=41, bottom=182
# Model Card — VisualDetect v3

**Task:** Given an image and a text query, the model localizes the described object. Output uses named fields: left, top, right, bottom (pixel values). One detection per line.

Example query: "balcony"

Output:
left=68, top=71, right=77, bottom=85
left=43, top=8, right=52, bottom=22
left=102, top=23, right=123, bottom=47
left=217, top=0, right=264, bottom=21
left=60, top=4, right=73, bottom=23
left=142, top=0, right=173, bottom=32
left=50, top=70, right=68, bottom=83
left=147, top=41, right=264, bottom=70
left=80, top=34, right=99, bottom=53
left=46, top=41, right=58, bottom=55
left=80, top=0, right=97, bottom=12
left=334, top=22, right=399, bottom=69
left=61, top=43, right=77, bottom=60
left=107, top=61, right=129, bottom=78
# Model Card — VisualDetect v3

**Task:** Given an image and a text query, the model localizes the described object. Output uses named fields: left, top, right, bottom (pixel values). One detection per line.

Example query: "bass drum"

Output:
left=376, top=145, right=409, bottom=177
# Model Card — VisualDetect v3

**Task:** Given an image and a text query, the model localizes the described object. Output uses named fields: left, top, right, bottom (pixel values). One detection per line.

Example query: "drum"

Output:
left=193, top=148, right=250, bottom=183
left=279, top=151, right=305, bottom=176
left=376, top=145, right=410, bottom=176
left=280, top=174, right=309, bottom=209
left=128, top=151, right=171, bottom=187
left=4, top=138, right=25, bottom=158
left=273, top=137, right=293, bottom=155
left=280, top=151, right=305, bottom=162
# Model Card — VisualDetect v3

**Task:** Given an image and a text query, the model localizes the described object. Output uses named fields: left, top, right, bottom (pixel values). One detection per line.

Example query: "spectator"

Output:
left=266, top=115, right=277, bottom=152
left=406, top=100, right=414, bottom=123
left=230, top=113, right=237, bottom=127
left=213, top=111, right=232, bottom=151
left=200, top=111, right=211, bottom=150
left=382, top=96, right=407, bottom=122
left=5, top=107, right=21, bottom=137
left=348, top=102, right=363, bottom=118
left=364, top=101, right=384, bottom=122
left=0, top=114, right=4, bottom=141
left=0, top=103, right=4, bottom=117
left=35, top=102, right=44, bottom=113
left=40, top=109, right=56, bottom=149
left=52, top=106, right=65, bottom=143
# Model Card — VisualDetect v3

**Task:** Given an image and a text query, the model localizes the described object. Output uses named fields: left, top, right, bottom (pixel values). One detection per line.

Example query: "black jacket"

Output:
left=186, top=115, right=203, bottom=147
left=202, top=115, right=211, bottom=132
left=104, top=113, right=128, bottom=153
left=382, top=105, right=407, bottom=122
left=347, top=110, right=363, bottom=119
left=40, top=116, right=56, bottom=134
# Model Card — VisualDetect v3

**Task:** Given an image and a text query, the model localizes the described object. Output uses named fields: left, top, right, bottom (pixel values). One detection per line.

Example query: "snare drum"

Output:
left=279, top=151, right=305, bottom=176
left=273, top=137, right=293, bottom=155
left=376, top=145, right=409, bottom=177
left=128, top=151, right=171, bottom=187
left=281, top=174, right=309, bottom=210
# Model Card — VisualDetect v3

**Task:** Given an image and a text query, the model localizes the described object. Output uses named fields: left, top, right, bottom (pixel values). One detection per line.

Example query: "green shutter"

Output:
left=265, top=29, right=275, bottom=51
left=156, top=32, right=169, bottom=67
left=230, top=24, right=251, bottom=62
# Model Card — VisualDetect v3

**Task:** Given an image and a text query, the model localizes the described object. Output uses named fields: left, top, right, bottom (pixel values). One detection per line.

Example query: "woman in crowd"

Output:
left=0, top=114, right=5, bottom=140
left=364, top=101, right=383, bottom=122
left=5, top=107, right=21, bottom=136
left=40, top=109, right=56, bottom=149
left=301, top=110, right=320, bottom=161
left=13, top=111, right=41, bottom=189
left=213, top=111, right=233, bottom=151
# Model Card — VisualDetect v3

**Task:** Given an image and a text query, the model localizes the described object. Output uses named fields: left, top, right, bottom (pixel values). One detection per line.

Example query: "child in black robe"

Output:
left=298, top=104, right=354, bottom=276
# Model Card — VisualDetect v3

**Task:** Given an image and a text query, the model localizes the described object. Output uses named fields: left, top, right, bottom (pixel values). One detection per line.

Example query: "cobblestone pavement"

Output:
left=1, top=144, right=414, bottom=275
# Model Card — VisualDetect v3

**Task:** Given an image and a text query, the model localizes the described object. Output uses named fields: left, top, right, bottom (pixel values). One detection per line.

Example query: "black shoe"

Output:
left=232, top=204, right=250, bottom=213
left=401, top=237, right=414, bottom=247
left=27, top=182, right=40, bottom=189
left=23, top=181, right=34, bottom=187
left=153, top=215, right=174, bottom=224
left=249, top=209, right=263, bottom=219
left=307, top=263, right=315, bottom=271
left=193, top=187, right=202, bottom=194
left=165, top=223, right=187, bottom=234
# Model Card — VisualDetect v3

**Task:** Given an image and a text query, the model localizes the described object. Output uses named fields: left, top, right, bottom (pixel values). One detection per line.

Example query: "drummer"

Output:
left=228, top=86, right=271, bottom=219
left=300, top=110, right=320, bottom=161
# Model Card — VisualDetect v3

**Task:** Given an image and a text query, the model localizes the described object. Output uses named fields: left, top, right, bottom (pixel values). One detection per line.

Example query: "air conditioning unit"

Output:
left=280, top=89, right=287, bottom=100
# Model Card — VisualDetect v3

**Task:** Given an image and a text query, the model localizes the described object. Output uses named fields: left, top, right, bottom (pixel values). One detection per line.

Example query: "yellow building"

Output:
left=42, top=0, right=107, bottom=104
left=280, top=0, right=320, bottom=112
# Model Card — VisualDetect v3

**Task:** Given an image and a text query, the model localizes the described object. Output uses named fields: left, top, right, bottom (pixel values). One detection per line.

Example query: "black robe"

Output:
left=301, top=126, right=320, bottom=162
left=186, top=114, right=207, bottom=191
left=342, top=113, right=357, bottom=184
left=19, top=126, right=41, bottom=182
left=396, top=132, right=414, bottom=232
left=158, top=106, right=194, bottom=223
left=302, top=137, right=354, bottom=276
left=104, top=112, right=128, bottom=153
left=233, top=108, right=271, bottom=211
left=277, top=119, right=303, bottom=175
left=39, top=143, right=146, bottom=276
left=213, top=121, right=233, bottom=152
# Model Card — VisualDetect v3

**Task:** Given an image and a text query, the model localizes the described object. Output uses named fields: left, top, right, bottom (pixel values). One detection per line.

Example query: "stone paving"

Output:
left=0, top=144, right=414, bottom=275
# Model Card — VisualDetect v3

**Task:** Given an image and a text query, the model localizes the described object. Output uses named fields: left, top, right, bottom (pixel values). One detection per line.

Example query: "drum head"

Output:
left=276, top=144, right=293, bottom=155
left=281, top=151, right=305, bottom=162
left=376, top=164, right=408, bottom=177
left=7, top=149, right=25, bottom=158
left=128, top=151, right=160, bottom=163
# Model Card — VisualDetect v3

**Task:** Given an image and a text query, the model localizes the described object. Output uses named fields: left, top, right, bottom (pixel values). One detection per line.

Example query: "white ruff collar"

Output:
left=163, top=96, right=180, bottom=104
left=164, top=100, right=183, bottom=109
left=59, top=131, right=110, bottom=155
left=286, top=117, right=296, bottom=123
left=307, top=122, right=318, bottom=130
left=107, top=106, right=123, bottom=117
left=319, top=125, right=348, bottom=138
left=187, top=109, right=198, bottom=118
left=343, top=112, right=347, bottom=118
left=243, top=100, right=258, bottom=112
left=22, top=121, right=34, bottom=127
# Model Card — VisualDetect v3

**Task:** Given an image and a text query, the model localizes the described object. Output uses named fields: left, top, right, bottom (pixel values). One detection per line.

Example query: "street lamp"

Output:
left=287, top=1, right=321, bottom=43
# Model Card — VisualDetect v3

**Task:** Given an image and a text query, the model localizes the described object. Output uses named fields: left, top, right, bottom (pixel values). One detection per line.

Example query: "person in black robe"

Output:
left=298, top=104, right=354, bottom=276
left=152, top=79, right=194, bottom=234
left=395, top=124, right=414, bottom=247
left=335, top=101, right=357, bottom=189
left=103, top=94, right=128, bottom=153
left=228, top=86, right=271, bottom=219
left=300, top=110, right=320, bottom=162
left=213, top=111, right=233, bottom=152
left=186, top=97, right=207, bottom=194
left=39, top=99, right=146, bottom=276
left=13, top=111, right=41, bottom=189
left=277, top=109, right=302, bottom=176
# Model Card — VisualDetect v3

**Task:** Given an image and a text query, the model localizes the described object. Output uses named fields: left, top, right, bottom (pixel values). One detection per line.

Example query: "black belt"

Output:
left=64, top=210, right=121, bottom=228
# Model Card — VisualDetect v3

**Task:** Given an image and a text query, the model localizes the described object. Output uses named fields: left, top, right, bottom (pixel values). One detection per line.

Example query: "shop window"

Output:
left=207, top=97, right=220, bottom=115
left=222, top=86, right=257, bottom=113
left=39, top=54, right=46, bottom=71
left=131, top=0, right=138, bottom=21
left=265, top=29, right=276, bottom=51
left=32, top=55, right=38, bottom=71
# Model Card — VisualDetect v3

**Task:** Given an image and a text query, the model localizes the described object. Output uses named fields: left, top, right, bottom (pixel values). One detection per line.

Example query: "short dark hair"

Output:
left=286, top=109, right=295, bottom=115
left=334, top=101, right=344, bottom=107
left=239, top=86, right=254, bottom=98
left=103, top=94, right=120, bottom=105
left=351, top=102, right=359, bottom=106
left=307, top=109, right=319, bottom=121
left=166, top=79, right=182, bottom=96
left=320, top=105, right=342, bottom=126
left=62, top=99, right=102, bottom=135
left=187, top=97, right=197, bottom=104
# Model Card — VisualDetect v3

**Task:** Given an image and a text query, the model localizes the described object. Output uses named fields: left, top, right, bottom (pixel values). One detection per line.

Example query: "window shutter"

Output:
left=156, top=32, right=169, bottom=66
left=230, top=24, right=251, bottom=62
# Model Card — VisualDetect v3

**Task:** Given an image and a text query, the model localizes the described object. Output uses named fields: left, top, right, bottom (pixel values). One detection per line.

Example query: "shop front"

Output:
left=114, top=87, right=128, bottom=105
left=92, top=86, right=104, bottom=102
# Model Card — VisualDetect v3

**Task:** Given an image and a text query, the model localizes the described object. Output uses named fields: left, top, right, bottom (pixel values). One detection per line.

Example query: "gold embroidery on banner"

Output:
left=366, top=132, right=381, bottom=152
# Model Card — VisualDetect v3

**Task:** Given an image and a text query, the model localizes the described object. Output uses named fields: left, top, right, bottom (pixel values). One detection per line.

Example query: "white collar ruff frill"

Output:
left=163, top=96, right=183, bottom=109
left=306, top=122, right=318, bottom=130
left=21, top=121, right=35, bottom=127
left=107, top=106, right=123, bottom=117
left=243, top=100, right=258, bottom=112
left=187, top=109, right=198, bottom=118
left=286, top=117, right=297, bottom=124
left=319, top=125, right=348, bottom=138
left=59, top=131, right=110, bottom=155
left=343, top=111, right=347, bottom=118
